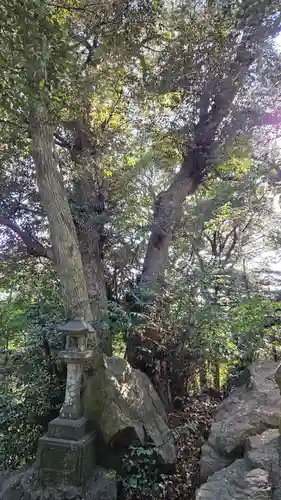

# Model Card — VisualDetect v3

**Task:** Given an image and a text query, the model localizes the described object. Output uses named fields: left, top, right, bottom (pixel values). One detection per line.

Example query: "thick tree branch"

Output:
left=0, top=217, right=53, bottom=260
left=0, top=119, right=27, bottom=130
left=224, top=227, right=238, bottom=264
left=220, top=227, right=236, bottom=255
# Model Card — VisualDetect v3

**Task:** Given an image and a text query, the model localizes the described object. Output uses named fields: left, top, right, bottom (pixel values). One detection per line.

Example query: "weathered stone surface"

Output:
left=38, top=431, right=95, bottom=486
left=199, top=442, right=233, bottom=480
left=83, top=356, right=176, bottom=465
left=245, top=429, right=280, bottom=473
left=86, top=467, right=117, bottom=500
left=47, top=417, right=90, bottom=441
left=0, top=470, right=24, bottom=500
left=197, top=429, right=281, bottom=500
left=1, top=466, right=116, bottom=500
left=245, top=429, right=281, bottom=499
left=196, top=460, right=270, bottom=500
left=243, top=469, right=271, bottom=499
left=197, top=363, right=281, bottom=499
left=200, top=361, right=281, bottom=479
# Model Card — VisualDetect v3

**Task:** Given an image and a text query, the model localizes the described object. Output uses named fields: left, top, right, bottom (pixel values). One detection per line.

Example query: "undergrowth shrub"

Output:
left=120, top=423, right=196, bottom=500
left=120, top=444, right=170, bottom=500
left=0, top=321, right=65, bottom=470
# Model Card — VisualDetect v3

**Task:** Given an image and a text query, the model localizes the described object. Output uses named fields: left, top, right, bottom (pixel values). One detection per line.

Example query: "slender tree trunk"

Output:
left=212, top=362, right=220, bottom=392
left=141, top=159, right=198, bottom=285
left=199, top=362, right=208, bottom=391
left=30, top=105, right=101, bottom=362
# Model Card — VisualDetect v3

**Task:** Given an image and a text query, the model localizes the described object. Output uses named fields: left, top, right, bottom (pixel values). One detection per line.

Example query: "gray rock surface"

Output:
left=83, top=355, right=176, bottom=464
left=86, top=468, right=117, bottom=500
left=245, top=429, right=280, bottom=474
left=197, top=361, right=281, bottom=500
left=0, top=470, right=25, bottom=500
left=200, top=361, right=281, bottom=479
left=0, top=466, right=117, bottom=500
left=245, top=429, right=281, bottom=500
left=196, top=460, right=270, bottom=500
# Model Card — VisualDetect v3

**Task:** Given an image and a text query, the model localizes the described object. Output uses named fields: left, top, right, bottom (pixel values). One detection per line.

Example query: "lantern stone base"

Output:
left=48, top=416, right=90, bottom=440
left=38, top=417, right=96, bottom=487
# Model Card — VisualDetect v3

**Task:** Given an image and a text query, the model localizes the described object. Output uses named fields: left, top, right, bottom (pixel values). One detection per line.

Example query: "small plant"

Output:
left=120, top=444, right=171, bottom=500
left=119, top=424, right=196, bottom=500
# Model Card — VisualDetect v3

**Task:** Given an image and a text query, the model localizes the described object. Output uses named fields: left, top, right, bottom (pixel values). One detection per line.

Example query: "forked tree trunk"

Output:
left=30, top=105, right=101, bottom=362
left=137, top=61, right=253, bottom=383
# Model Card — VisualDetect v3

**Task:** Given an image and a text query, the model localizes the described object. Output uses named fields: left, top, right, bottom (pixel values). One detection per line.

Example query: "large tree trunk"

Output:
left=69, top=119, right=110, bottom=354
left=141, top=152, right=200, bottom=285
left=30, top=105, right=101, bottom=361
left=127, top=149, right=208, bottom=376
left=72, top=175, right=110, bottom=354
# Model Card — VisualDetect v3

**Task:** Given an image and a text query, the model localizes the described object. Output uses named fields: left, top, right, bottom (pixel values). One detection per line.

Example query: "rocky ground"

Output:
left=166, top=393, right=219, bottom=500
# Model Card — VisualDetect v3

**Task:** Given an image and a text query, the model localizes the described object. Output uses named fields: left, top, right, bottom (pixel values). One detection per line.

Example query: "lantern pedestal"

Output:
left=38, top=420, right=96, bottom=486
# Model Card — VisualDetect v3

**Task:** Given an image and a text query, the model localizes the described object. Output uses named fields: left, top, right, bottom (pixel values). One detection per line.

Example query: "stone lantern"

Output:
left=58, top=319, right=93, bottom=420
left=38, top=319, right=96, bottom=487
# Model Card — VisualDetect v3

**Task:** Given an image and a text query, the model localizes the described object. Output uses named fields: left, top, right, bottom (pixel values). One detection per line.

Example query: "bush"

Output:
left=120, top=444, right=171, bottom=500
left=0, top=323, right=65, bottom=470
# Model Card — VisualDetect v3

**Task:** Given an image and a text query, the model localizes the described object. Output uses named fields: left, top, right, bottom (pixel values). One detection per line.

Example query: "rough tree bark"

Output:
left=68, top=119, right=110, bottom=354
left=212, top=362, right=220, bottom=392
left=72, top=175, right=110, bottom=354
left=141, top=149, right=203, bottom=285
left=29, top=105, right=101, bottom=362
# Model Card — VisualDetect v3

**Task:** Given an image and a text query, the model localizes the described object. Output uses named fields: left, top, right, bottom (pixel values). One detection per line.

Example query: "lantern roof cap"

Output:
left=57, top=319, right=93, bottom=334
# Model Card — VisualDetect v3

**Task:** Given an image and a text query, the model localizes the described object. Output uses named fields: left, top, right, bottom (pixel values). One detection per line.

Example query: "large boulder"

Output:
left=245, top=429, right=281, bottom=499
left=200, top=361, right=281, bottom=479
left=196, top=428, right=281, bottom=500
left=245, top=428, right=280, bottom=474
left=83, top=356, right=176, bottom=465
left=196, top=459, right=271, bottom=500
